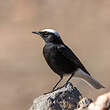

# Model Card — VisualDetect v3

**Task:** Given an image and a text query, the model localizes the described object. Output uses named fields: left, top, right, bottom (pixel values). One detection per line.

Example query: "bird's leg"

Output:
left=63, top=73, right=73, bottom=87
left=43, top=76, right=63, bottom=95
left=52, top=75, right=63, bottom=91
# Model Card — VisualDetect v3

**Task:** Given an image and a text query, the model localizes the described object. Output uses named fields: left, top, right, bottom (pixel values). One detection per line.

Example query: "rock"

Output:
left=77, top=97, right=93, bottom=110
left=88, top=92, right=110, bottom=110
left=29, top=82, right=83, bottom=110
left=29, top=82, right=110, bottom=110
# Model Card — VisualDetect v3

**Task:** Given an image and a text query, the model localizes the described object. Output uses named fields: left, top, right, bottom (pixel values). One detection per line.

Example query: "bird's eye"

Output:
left=44, top=32, right=48, bottom=35
left=43, top=32, right=49, bottom=37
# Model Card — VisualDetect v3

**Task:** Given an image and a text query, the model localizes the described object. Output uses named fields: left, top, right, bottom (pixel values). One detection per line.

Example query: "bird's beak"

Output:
left=32, top=31, right=41, bottom=35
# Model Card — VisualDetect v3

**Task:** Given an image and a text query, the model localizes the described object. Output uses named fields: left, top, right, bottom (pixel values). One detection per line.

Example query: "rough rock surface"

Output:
left=29, top=82, right=110, bottom=110
left=88, top=92, right=110, bottom=110
left=29, top=82, right=83, bottom=110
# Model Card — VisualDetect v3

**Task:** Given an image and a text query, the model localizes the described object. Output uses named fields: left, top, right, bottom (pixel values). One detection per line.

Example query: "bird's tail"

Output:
left=81, top=74, right=104, bottom=89
left=74, top=69, right=105, bottom=89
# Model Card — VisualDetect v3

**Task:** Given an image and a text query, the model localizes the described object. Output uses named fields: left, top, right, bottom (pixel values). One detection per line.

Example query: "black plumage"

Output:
left=32, top=29, right=104, bottom=91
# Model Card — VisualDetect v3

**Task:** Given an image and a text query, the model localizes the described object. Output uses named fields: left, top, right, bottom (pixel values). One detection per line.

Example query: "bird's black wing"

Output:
left=57, top=44, right=91, bottom=76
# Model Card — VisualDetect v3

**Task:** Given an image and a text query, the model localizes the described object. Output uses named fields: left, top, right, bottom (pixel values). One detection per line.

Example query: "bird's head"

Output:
left=32, top=29, right=63, bottom=44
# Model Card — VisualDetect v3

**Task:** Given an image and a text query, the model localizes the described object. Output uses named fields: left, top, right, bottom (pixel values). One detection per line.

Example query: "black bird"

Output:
left=32, top=29, right=104, bottom=91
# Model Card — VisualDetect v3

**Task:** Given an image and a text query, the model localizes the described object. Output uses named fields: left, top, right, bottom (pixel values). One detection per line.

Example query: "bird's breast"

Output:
left=43, top=45, right=61, bottom=65
left=43, top=44, right=76, bottom=75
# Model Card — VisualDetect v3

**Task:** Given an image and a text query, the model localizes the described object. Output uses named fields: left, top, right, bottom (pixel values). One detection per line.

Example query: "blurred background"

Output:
left=0, top=0, right=110, bottom=109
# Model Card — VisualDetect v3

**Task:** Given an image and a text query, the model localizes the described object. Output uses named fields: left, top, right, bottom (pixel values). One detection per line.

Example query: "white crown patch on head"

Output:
left=41, top=29, right=60, bottom=37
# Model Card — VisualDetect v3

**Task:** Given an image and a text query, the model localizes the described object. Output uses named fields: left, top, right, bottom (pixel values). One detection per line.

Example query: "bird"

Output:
left=32, top=29, right=104, bottom=92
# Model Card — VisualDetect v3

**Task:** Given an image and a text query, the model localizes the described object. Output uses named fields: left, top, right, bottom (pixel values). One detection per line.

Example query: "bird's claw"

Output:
left=43, top=87, right=62, bottom=95
left=62, top=82, right=68, bottom=88
left=43, top=89, right=56, bottom=95
left=43, top=82, right=70, bottom=95
left=43, top=91, right=53, bottom=95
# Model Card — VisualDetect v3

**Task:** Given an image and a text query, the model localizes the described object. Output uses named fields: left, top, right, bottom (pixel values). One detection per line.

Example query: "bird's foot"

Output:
left=43, top=89, right=56, bottom=95
left=61, top=82, right=69, bottom=88
left=43, top=87, right=63, bottom=95
left=43, top=82, right=70, bottom=95
left=43, top=91, right=53, bottom=95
